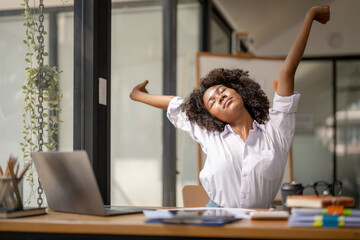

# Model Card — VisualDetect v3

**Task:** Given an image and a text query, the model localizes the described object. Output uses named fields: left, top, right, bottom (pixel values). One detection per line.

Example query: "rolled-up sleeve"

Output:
left=268, top=92, right=301, bottom=151
left=272, top=92, right=301, bottom=113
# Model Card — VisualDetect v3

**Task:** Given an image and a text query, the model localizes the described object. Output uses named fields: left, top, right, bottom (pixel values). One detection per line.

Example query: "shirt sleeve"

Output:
left=268, top=92, right=301, bottom=151
left=167, top=96, right=209, bottom=152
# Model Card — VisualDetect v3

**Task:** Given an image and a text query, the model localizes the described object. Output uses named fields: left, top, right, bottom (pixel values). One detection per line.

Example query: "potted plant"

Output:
left=20, top=0, right=63, bottom=206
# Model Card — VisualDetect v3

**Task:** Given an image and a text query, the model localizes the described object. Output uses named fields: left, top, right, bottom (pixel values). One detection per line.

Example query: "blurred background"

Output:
left=0, top=0, right=359, bottom=207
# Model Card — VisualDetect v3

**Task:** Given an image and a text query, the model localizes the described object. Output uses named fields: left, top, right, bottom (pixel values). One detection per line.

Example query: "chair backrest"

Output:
left=182, top=185, right=209, bottom=207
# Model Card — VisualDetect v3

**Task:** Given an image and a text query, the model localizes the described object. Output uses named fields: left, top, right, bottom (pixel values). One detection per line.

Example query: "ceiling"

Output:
left=213, top=0, right=358, bottom=54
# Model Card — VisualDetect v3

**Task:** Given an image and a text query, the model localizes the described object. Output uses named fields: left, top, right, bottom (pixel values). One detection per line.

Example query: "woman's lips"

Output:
left=223, top=97, right=233, bottom=109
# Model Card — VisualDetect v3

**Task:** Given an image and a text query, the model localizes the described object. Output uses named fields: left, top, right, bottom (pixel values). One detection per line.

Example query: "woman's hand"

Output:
left=130, top=80, right=149, bottom=101
left=310, top=5, right=330, bottom=24
left=129, top=80, right=174, bottom=109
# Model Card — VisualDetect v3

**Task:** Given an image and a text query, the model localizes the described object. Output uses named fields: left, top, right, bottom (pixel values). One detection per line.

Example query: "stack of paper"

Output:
left=289, top=208, right=360, bottom=227
left=143, top=207, right=252, bottom=226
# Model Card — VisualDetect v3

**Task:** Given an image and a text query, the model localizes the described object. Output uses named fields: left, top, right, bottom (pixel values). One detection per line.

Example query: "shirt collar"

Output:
left=221, top=124, right=233, bottom=138
left=221, top=120, right=264, bottom=138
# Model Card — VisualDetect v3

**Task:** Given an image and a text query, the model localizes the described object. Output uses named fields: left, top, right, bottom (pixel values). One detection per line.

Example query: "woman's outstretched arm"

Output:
left=130, top=80, right=174, bottom=110
left=277, top=5, right=330, bottom=96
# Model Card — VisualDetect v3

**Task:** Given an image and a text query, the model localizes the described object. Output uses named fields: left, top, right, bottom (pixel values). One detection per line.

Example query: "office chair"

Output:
left=182, top=185, right=209, bottom=207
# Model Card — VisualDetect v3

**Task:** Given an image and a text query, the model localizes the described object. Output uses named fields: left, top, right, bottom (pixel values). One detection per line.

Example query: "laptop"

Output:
left=31, top=151, right=146, bottom=216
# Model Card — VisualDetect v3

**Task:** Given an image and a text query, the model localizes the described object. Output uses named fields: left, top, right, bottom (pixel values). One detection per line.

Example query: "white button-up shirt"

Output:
left=167, top=92, right=301, bottom=208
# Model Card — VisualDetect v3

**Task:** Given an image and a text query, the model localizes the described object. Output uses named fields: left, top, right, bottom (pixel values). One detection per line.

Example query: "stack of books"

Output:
left=289, top=207, right=360, bottom=227
left=286, top=195, right=359, bottom=227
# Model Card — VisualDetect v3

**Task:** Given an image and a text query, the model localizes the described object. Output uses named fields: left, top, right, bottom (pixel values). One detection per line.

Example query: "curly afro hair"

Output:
left=181, top=68, right=270, bottom=132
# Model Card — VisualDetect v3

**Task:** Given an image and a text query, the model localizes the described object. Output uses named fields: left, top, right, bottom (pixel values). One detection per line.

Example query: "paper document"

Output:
left=143, top=207, right=252, bottom=220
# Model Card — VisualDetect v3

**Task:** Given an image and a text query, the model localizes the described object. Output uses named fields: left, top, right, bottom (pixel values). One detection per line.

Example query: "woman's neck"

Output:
left=230, top=109, right=254, bottom=142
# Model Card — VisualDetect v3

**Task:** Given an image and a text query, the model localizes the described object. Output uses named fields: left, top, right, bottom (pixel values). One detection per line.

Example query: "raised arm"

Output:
left=129, top=80, right=174, bottom=110
left=277, top=6, right=330, bottom=96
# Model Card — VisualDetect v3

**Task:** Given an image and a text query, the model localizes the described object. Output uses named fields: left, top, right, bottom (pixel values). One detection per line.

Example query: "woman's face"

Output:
left=203, top=84, right=244, bottom=123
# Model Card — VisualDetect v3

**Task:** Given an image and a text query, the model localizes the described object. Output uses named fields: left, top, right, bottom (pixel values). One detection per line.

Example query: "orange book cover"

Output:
left=286, top=195, right=354, bottom=208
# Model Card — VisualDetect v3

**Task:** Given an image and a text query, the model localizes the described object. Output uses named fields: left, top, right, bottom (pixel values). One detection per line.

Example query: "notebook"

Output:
left=31, top=151, right=146, bottom=216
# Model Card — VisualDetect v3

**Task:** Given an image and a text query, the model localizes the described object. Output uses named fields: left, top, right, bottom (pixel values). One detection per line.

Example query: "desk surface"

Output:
left=0, top=209, right=360, bottom=240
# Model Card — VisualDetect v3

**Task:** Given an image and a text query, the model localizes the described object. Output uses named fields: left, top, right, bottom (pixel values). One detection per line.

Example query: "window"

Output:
left=294, top=57, right=360, bottom=207
left=176, top=1, right=200, bottom=206
left=210, top=6, right=231, bottom=54
left=0, top=0, right=74, bottom=206
left=336, top=60, right=360, bottom=206
left=111, top=1, right=163, bottom=206
left=210, top=18, right=230, bottom=54
left=293, top=61, right=333, bottom=194
left=111, top=0, right=200, bottom=206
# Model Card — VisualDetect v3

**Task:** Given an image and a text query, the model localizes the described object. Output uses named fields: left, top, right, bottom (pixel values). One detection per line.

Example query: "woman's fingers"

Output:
left=130, top=80, right=149, bottom=100
left=138, top=80, right=149, bottom=93
left=313, top=5, right=330, bottom=24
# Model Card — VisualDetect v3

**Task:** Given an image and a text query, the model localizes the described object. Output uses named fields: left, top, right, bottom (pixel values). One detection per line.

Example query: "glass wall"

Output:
left=336, top=60, right=360, bottom=206
left=0, top=1, right=74, bottom=206
left=176, top=1, right=200, bottom=206
left=111, top=0, right=200, bottom=207
left=0, top=14, right=34, bottom=168
left=293, top=59, right=360, bottom=206
left=210, top=18, right=230, bottom=54
left=111, top=1, right=163, bottom=206
left=293, top=61, right=333, bottom=194
left=57, top=11, right=74, bottom=152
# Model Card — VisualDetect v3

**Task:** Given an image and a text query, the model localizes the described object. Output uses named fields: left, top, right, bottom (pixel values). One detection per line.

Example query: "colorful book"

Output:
left=286, top=195, right=354, bottom=208
left=0, top=207, right=47, bottom=219
left=291, top=207, right=360, bottom=217
left=288, top=214, right=360, bottom=228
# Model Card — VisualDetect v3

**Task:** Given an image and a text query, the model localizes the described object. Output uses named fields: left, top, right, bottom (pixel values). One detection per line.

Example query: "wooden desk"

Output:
left=0, top=210, right=359, bottom=240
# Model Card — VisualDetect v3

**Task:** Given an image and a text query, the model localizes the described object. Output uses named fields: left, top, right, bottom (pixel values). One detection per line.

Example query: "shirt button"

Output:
left=243, top=173, right=247, bottom=177
left=242, top=194, right=247, bottom=199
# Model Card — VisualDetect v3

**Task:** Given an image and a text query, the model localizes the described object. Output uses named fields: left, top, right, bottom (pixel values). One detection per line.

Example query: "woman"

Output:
left=130, top=6, right=330, bottom=208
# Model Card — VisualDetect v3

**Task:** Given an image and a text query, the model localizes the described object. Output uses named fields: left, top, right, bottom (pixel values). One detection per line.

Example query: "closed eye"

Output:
left=206, top=86, right=226, bottom=108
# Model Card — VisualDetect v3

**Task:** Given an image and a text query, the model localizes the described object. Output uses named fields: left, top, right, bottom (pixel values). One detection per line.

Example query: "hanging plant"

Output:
left=20, top=0, right=63, bottom=206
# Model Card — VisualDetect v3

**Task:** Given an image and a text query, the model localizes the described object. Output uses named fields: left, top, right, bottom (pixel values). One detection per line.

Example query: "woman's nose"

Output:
left=218, top=94, right=226, bottom=104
